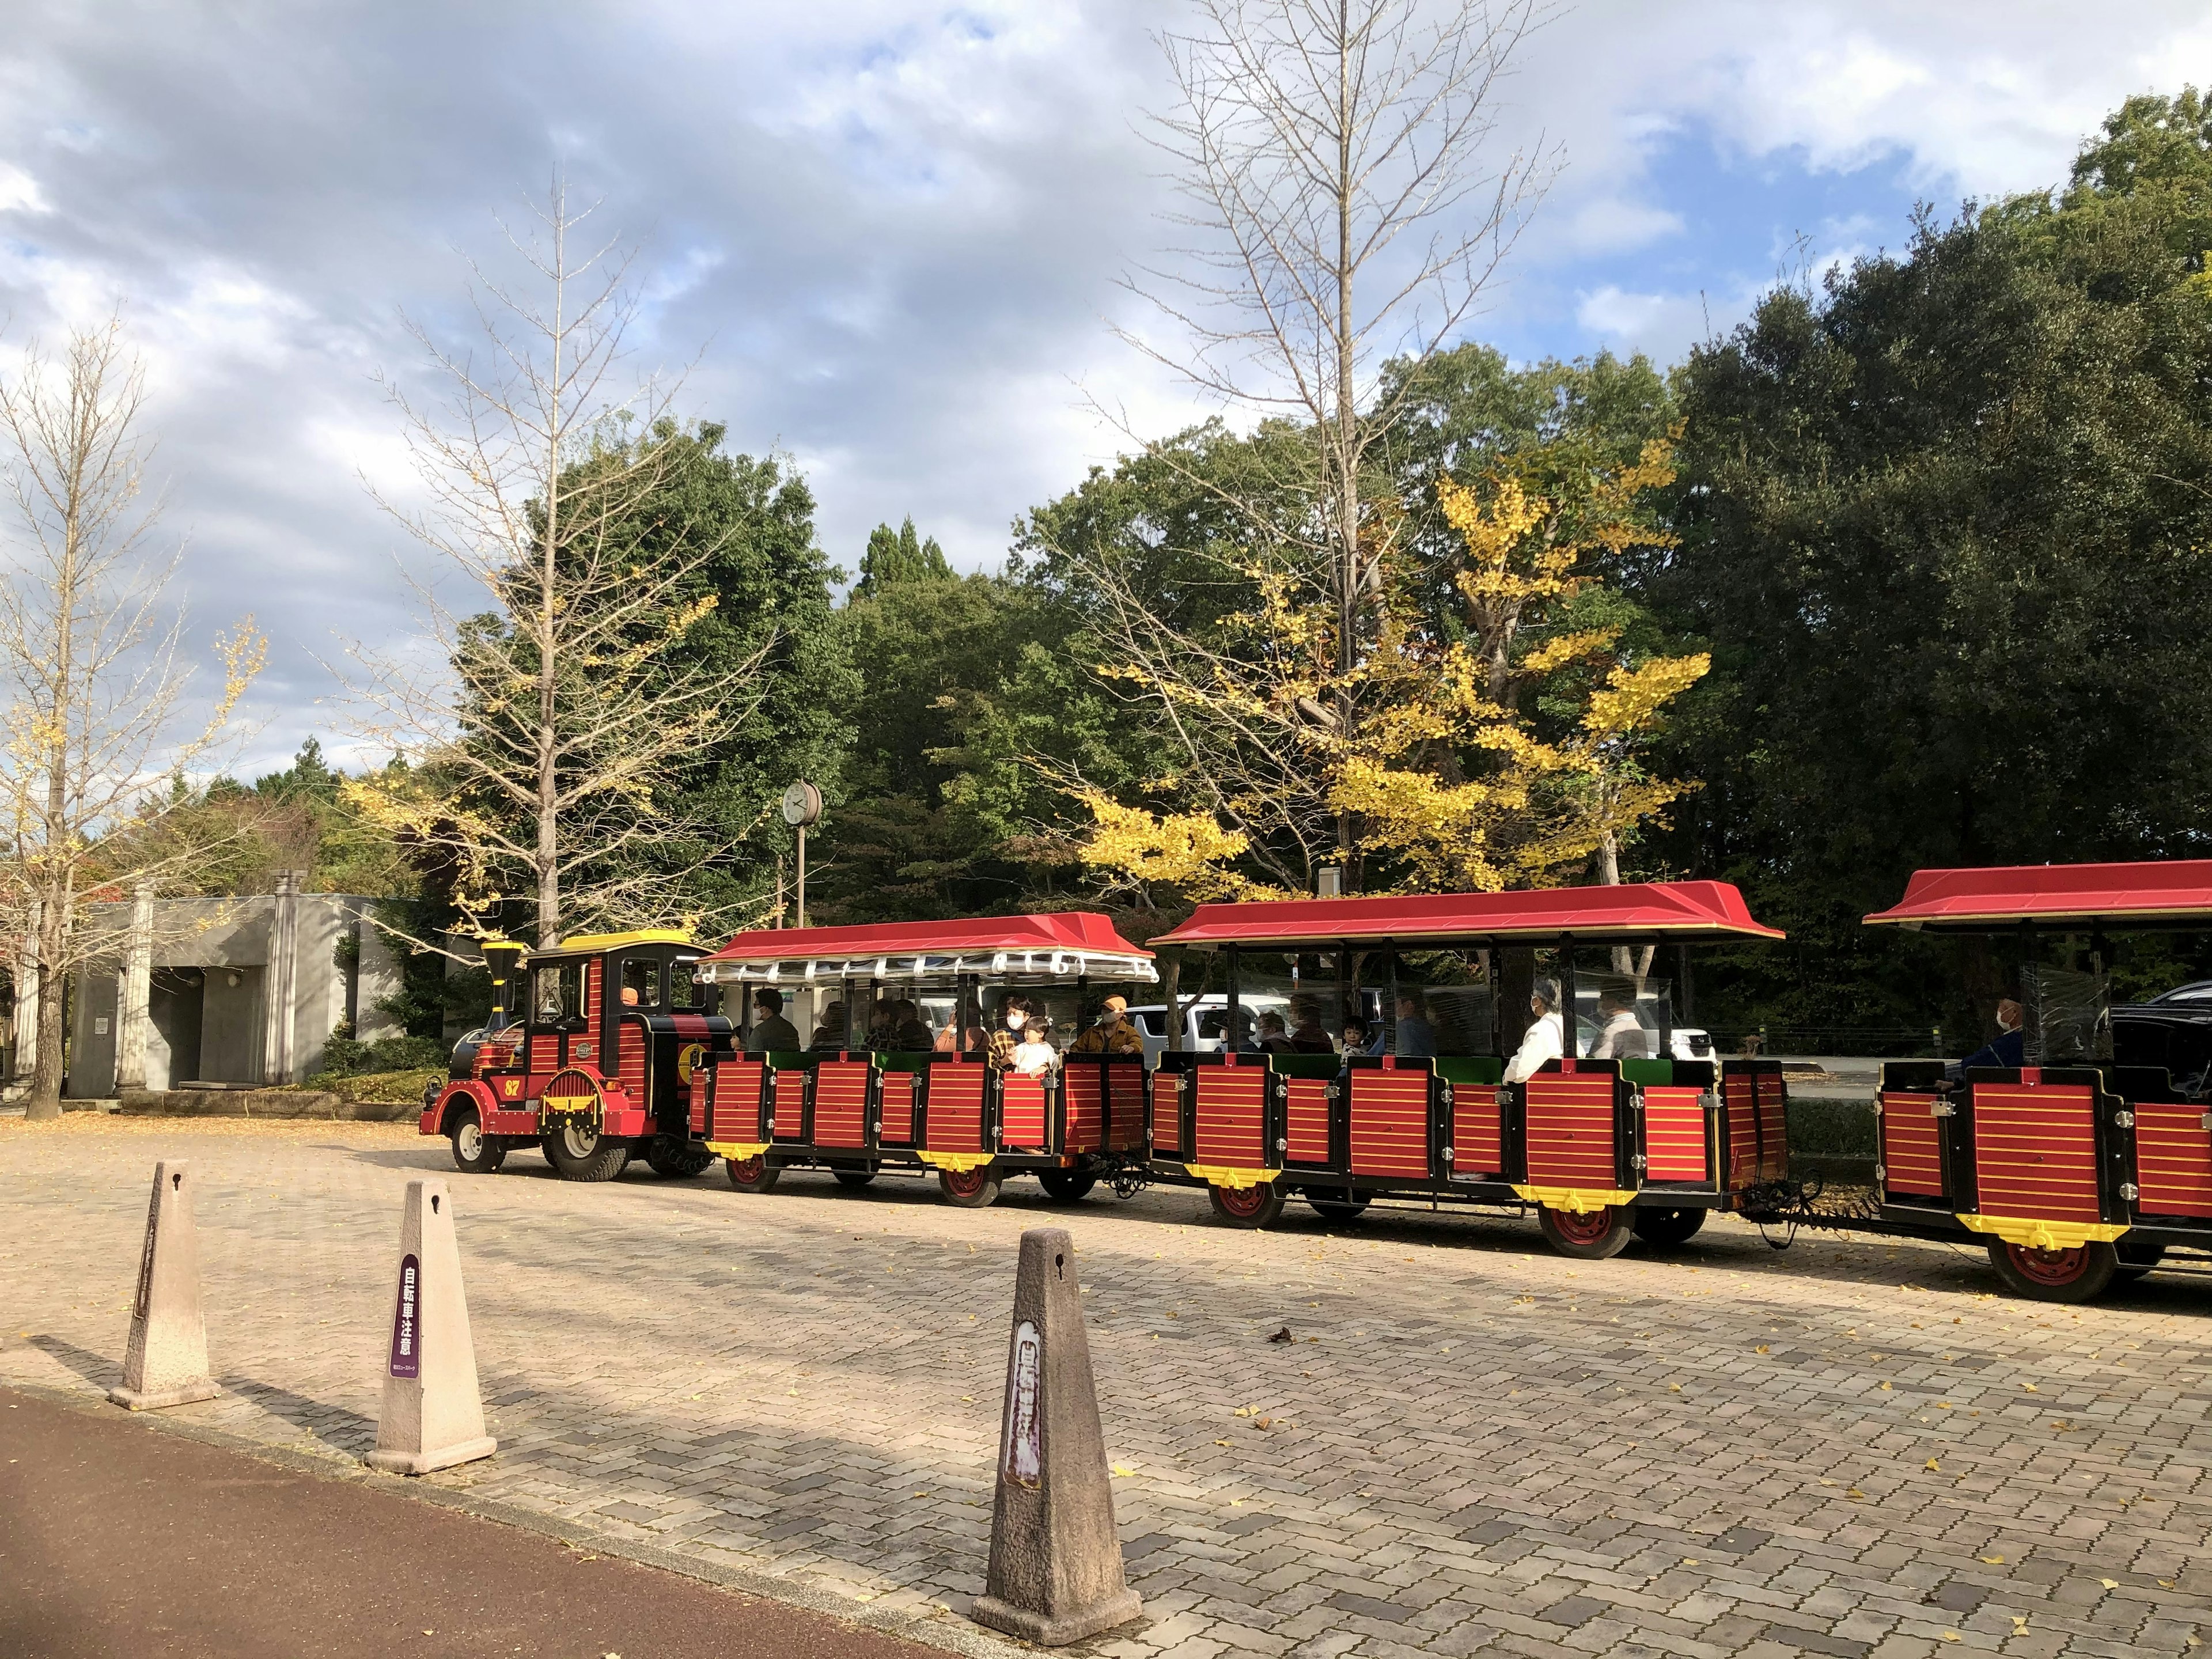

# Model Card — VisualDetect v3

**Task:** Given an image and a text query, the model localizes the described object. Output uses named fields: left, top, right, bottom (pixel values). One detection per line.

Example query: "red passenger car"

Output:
left=1857, top=860, right=2212, bottom=1301
left=1145, top=882, right=1791, bottom=1257
left=686, top=913, right=1156, bottom=1208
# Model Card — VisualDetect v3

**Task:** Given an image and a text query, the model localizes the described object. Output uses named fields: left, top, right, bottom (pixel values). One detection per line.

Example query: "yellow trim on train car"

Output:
left=917, top=1150, right=996, bottom=1172
left=1958, top=1214, right=2130, bottom=1250
left=537, top=928, right=696, bottom=956
left=705, top=1141, right=770, bottom=1160
left=1513, top=1184, right=1638, bottom=1214
left=1185, top=1163, right=1276, bottom=1190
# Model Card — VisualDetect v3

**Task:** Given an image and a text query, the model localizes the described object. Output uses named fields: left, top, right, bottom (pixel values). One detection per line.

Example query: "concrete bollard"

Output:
left=108, top=1161, right=221, bottom=1411
left=363, top=1177, right=496, bottom=1476
left=972, top=1227, right=1142, bottom=1646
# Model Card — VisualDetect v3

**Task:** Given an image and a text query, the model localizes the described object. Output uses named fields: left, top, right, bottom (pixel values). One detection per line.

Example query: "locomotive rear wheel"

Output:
left=1306, top=1188, right=1371, bottom=1225
left=1987, top=1238, right=2118, bottom=1304
left=938, top=1165, right=1002, bottom=1208
left=1208, top=1182, right=1285, bottom=1229
left=725, top=1153, right=781, bottom=1194
left=541, top=1122, right=630, bottom=1183
left=1630, top=1206, right=1706, bottom=1248
left=1538, top=1203, right=1634, bottom=1259
left=1038, top=1170, right=1097, bottom=1203
left=448, top=1105, right=506, bottom=1175
left=832, top=1167, right=878, bottom=1189
left=643, top=1135, right=716, bottom=1179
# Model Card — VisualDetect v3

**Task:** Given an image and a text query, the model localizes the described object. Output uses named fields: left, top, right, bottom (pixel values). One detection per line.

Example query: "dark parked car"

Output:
left=2112, top=1006, right=2212, bottom=1097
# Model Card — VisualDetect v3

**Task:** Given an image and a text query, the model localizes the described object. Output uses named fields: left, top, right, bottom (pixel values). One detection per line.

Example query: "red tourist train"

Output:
left=418, top=862, right=2212, bottom=1302
left=1808, top=861, right=2212, bottom=1304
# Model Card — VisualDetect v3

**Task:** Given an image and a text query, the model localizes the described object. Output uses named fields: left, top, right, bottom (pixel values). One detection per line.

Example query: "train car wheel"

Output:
left=1629, top=1206, right=1706, bottom=1248
left=833, top=1167, right=878, bottom=1190
left=1039, top=1170, right=1097, bottom=1203
left=939, top=1165, right=1003, bottom=1208
left=541, top=1122, right=631, bottom=1183
left=1538, top=1204, right=1633, bottom=1259
left=1306, top=1188, right=1370, bottom=1225
left=643, top=1135, right=716, bottom=1178
left=725, top=1153, right=781, bottom=1194
left=1987, top=1238, right=2117, bottom=1304
left=448, top=1106, right=506, bottom=1175
left=1209, top=1182, right=1285, bottom=1229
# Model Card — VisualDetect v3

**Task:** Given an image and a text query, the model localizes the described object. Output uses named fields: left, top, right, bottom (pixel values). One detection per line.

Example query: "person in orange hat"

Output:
left=1071, top=993, right=1143, bottom=1055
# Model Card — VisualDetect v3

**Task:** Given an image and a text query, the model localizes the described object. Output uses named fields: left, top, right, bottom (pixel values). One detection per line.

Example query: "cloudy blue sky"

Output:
left=0, top=0, right=2207, bottom=773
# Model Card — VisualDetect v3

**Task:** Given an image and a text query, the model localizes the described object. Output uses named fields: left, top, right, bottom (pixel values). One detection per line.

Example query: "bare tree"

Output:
left=1087, top=0, right=1550, bottom=881
left=0, top=317, right=264, bottom=1119
left=347, top=181, right=760, bottom=949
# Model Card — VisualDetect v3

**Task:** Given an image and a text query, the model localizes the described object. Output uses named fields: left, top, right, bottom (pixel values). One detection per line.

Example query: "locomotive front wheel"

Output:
left=1538, top=1203, right=1633, bottom=1259
left=643, top=1135, right=716, bottom=1179
left=833, top=1167, right=878, bottom=1190
left=1629, top=1206, right=1706, bottom=1248
left=938, top=1165, right=1002, bottom=1208
left=1306, top=1188, right=1371, bottom=1225
left=541, top=1122, right=630, bottom=1183
left=1038, top=1169, right=1097, bottom=1203
left=1208, top=1182, right=1285, bottom=1229
left=448, top=1105, right=506, bottom=1175
left=725, top=1153, right=782, bottom=1194
left=1987, top=1238, right=2117, bottom=1304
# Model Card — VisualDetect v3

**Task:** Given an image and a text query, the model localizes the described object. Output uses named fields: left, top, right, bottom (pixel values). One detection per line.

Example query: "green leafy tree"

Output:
left=853, top=517, right=953, bottom=598
left=579, top=423, right=853, bottom=929
left=1654, top=89, right=2212, bottom=1040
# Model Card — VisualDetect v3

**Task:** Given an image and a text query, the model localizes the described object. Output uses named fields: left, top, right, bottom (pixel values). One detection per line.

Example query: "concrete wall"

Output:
left=65, top=972, right=119, bottom=1099
left=200, top=965, right=266, bottom=1084
left=57, top=888, right=405, bottom=1096
left=146, top=968, right=203, bottom=1090
left=355, top=921, right=403, bottom=1043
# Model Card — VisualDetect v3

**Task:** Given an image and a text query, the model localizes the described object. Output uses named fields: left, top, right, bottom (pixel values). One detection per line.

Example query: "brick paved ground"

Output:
left=2, top=1115, right=2208, bottom=1658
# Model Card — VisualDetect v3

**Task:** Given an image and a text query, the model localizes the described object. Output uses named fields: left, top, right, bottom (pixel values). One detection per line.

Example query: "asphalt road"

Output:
left=0, top=1386, right=946, bottom=1659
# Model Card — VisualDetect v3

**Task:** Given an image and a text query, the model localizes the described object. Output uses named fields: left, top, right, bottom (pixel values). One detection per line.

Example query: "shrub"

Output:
left=316, top=1032, right=450, bottom=1078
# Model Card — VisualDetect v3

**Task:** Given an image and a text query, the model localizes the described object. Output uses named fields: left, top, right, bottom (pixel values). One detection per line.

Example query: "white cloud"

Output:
left=0, top=161, right=48, bottom=214
left=0, top=0, right=2205, bottom=778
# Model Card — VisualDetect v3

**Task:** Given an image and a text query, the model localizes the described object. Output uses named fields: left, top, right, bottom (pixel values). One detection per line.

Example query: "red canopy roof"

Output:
left=699, top=912, right=1155, bottom=984
left=1150, top=881, right=1783, bottom=949
left=1864, top=860, right=2212, bottom=930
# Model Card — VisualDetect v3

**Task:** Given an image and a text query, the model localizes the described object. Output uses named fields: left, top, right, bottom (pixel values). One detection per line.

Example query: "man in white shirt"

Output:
left=1503, top=979, right=1565, bottom=1082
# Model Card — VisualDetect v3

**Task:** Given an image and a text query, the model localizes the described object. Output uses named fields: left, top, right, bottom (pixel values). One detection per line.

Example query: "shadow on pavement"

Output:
left=221, top=1374, right=378, bottom=1457
left=27, top=1335, right=120, bottom=1392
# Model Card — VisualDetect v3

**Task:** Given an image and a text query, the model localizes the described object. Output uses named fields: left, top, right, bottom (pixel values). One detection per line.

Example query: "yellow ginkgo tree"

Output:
left=1066, top=432, right=1706, bottom=907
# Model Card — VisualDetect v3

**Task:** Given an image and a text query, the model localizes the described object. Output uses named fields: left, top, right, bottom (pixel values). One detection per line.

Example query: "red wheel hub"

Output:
left=730, top=1154, right=766, bottom=1184
left=2006, top=1243, right=2087, bottom=1286
left=943, top=1166, right=990, bottom=1198
left=1215, top=1184, right=1268, bottom=1218
left=1548, top=1205, right=1616, bottom=1246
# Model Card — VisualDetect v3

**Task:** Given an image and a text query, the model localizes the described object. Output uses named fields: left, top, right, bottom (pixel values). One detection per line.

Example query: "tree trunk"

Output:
left=26, top=945, right=63, bottom=1120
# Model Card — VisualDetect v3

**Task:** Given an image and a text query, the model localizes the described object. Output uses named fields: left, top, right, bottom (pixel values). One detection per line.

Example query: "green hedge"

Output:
left=1787, top=1096, right=1876, bottom=1156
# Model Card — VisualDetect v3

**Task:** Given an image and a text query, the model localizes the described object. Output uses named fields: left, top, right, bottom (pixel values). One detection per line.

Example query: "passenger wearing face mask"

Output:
left=987, top=995, right=1037, bottom=1070
left=1502, top=979, right=1566, bottom=1084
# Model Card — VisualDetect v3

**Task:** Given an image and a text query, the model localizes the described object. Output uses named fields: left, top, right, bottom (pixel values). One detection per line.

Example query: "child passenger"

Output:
left=1011, top=1017, right=1059, bottom=1077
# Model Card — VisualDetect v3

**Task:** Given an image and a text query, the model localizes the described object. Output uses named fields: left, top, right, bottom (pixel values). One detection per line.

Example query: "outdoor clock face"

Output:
left=781, top=781, right=821, bottom=826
